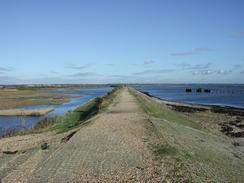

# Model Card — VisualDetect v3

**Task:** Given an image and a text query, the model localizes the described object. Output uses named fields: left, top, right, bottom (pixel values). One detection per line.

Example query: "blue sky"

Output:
left=0, top=0, right=244, bottom=84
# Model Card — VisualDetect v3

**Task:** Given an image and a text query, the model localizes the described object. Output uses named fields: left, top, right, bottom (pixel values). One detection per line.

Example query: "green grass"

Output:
left=33, top=97, right=102, bottom=133
left=130, top=89, right=201, bottom=130
left=34, top=117, right=60, bottom=130
left=52, top=97, right=102, bottom=133
left=153, top=144, right=178, bottom=156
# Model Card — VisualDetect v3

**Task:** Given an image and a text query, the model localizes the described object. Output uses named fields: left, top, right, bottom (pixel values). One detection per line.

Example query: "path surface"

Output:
left=0, top=88, right=163, bottom=182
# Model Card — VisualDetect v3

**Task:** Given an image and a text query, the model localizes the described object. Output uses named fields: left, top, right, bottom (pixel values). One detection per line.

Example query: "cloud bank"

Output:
left=65, top=63, right=92, bottom=70
left=0, top=67, right=13, bottom=73
left=230, top=32, right=244, bottom=39
left=171, top=47, right=214, bottom=56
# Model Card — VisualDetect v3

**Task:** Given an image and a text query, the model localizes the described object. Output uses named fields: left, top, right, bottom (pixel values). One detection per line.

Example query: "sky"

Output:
left=0, top=0, right=244, bottom=84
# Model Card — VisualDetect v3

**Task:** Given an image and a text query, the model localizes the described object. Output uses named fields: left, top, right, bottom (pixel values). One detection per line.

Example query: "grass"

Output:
left=33, top=117, right=60, bottom=130
left=32, top=98, right=102, bottom=133
left=153, top=144, right=178, bottom=156
left=130, top=89, right=202, bottom=130
left=51, top=97, right=102, bottom=133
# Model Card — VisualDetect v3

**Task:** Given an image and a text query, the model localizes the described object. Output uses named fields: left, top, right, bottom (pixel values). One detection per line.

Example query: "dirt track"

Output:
left=0, top=87, right=164, bottom=182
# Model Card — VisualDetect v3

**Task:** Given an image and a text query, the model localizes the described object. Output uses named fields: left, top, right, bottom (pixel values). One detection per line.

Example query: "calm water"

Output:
left=133, top=84, right=244, bottom=109
left=0, top=87, right=112, bottom=135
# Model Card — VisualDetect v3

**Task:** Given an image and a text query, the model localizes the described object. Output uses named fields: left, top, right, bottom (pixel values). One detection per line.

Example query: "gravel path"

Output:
left=0, top=88, right=164, bottom=183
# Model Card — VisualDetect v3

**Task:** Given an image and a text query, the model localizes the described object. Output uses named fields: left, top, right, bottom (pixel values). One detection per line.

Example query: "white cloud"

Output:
left=171, top=47, right=214, bottom=56
left=193, top=69, right=232, bottom=75
left=65, top=63, right=93, bottom=70
left=144, top=59, right=155, bottom=65
left=68, top=72, right=102, bottom=77
left=134, top=69, right=175, bottom=75
left=177, top=63, right=211, bottom=70
left=230, top=32, right=244, bottom=39
left=0, top=66, right=14, bottom=73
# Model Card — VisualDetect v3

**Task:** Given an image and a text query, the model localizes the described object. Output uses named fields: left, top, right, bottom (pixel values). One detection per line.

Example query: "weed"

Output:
left=52, top=97, right=102, bottom=133
left=153, top=144, right=178, bottom=156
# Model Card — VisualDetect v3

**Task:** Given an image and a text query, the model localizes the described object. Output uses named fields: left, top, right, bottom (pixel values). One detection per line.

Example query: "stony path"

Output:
left=0, top=88, right=162, bottom=183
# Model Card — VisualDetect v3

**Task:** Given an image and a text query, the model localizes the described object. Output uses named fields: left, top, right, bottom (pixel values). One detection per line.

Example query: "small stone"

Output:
left=3, top=150, right=18, bottom=155
left=233, top=142, right=240, bottom=146
left=41, top=143, right=48, bottom=150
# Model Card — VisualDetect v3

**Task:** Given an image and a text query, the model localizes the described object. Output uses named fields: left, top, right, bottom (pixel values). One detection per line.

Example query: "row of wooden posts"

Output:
left=185, top=88, right=210, bottom=93
left=185, top=88, right=243, bottom=94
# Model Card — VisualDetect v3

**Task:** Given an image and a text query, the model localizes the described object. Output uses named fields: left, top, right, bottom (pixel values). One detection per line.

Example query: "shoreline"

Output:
left=136, top=89, right=244, bottom=115
left=0, top=107, right=54, bottom=116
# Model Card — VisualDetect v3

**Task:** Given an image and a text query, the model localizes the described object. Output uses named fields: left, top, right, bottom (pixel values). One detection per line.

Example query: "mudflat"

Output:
left=0, top=108, right=54, bottom=116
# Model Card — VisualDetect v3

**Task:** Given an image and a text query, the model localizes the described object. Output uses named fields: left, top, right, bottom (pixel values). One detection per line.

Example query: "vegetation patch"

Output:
left=153, top=144, right=178, bottom=157
left=182, top=150, right=194, bottom=159
left=130, top=89, right=201, bottom=130
left=34, top=117, right=60, bottom=130
left=51, top=97, right=102, bottom=133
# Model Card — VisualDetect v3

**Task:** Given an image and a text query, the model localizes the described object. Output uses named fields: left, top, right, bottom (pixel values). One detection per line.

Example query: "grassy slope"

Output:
left=130, top=88, right=244, bottom=182
left=51, top=97, right=102, bottom=133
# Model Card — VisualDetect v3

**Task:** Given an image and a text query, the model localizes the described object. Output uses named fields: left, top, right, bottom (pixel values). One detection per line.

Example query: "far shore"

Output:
left=0, top=107, right=54, bottom=116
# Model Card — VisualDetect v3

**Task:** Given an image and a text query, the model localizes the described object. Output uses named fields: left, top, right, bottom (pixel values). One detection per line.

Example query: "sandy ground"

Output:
left=0, top=88, right=167, bottom=183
